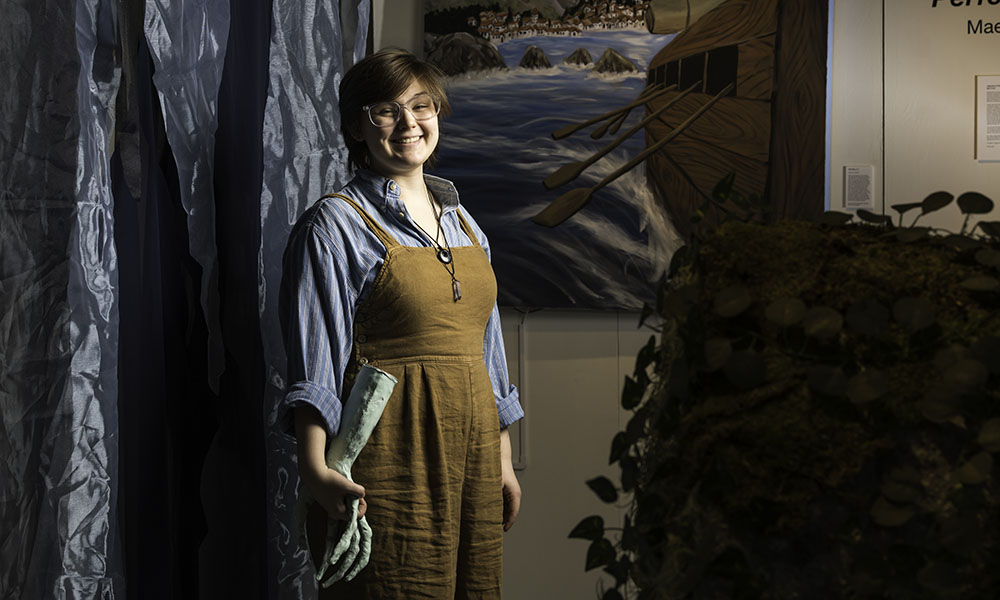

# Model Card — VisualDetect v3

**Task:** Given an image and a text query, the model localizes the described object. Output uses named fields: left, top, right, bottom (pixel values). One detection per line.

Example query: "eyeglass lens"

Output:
left=367, top=95, right=439, bottom=126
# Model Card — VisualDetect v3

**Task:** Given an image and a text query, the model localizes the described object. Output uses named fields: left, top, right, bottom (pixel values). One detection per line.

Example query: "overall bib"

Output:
left=308, top=194, right=504, bottom=599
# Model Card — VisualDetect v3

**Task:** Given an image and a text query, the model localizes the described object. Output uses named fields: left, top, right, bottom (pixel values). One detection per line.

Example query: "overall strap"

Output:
left=454, top=208, right=482, bottom=249
left=322, top=193, right=399, bottom=249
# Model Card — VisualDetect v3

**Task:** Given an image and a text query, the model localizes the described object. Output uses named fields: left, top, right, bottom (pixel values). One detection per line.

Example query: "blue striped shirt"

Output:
left=280, top=169, right=524, bottom=437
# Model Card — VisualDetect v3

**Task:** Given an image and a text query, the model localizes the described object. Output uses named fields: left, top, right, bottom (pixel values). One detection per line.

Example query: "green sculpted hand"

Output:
left=297, top=365, right=396, bottom=586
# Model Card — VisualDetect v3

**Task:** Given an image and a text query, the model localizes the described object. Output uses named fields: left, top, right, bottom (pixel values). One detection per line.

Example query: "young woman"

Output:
left=281, top=48, right=524, bottom=598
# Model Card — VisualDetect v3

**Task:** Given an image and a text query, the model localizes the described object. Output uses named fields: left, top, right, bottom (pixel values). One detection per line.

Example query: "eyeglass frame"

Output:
left=362, top=93, right=441, bottom=127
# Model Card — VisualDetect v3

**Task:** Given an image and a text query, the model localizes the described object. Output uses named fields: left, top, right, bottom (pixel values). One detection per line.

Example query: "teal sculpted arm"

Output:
left=295, top=365, right=397, bottom=585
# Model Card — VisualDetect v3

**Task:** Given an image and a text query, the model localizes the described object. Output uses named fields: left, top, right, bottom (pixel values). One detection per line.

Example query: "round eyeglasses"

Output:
left=363, top=94, right=440, bottom=127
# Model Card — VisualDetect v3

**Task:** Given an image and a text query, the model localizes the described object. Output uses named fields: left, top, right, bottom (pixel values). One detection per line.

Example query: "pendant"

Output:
left=437, top=248, right=452, bottom=264
left=452, top=279, right=462, bottom=302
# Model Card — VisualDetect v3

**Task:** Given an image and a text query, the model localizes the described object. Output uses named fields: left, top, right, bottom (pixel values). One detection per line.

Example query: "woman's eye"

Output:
left=376, top=107, right=395, bottom=116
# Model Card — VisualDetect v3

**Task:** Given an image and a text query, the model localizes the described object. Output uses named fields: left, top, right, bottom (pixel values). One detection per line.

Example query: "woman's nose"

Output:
left=396, top=106, right=418, bottom=128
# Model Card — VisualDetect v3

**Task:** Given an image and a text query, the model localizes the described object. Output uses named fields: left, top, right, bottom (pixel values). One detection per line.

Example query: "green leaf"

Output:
left=977, top=418, right=1000, bottom=452
left=920, top=383, right=960, bottom=423
left=818, top=211, right=854, bottom=225
left=956, top=191, right=994, bottom=214
left=802, top=306, right=843, bottom=339
left=943, top=358, right=989, bottom=389
left=638, top=303, right=654, bottom=328
left=723, top=350, right=766, bottom=390
left=807, top=365, right=848, bottom=397
left=921, top=191, right=954, bottom=215
left=942, top=233, right=982, bottom=250
left=974, top=248, right=1000, bottom=269
left=892, top=296, right=936, bottom=333
left=633, top=335, right=657, bottom=377
left=609, top=432, right=628, bottom=464
left=668, top=245, right=691, bottom=278
left=881, top=466, right=922, bottom=503
left=569, top=515, right=605, bottom=541
left=976, top=220, right=1000, bottom=239
left=622, top=375, right=644, bottom=410
left=702, top=337, right=732, bottom=372
left=933, top=344, right=970, bottom=371
left=586, top=477, right=619, bottom=503
left=601, top=588, right=625, bottom=600
left=881, top=480, right=920, bottom=503
left=856, top=209, right=892, bottom=226
left=621, top=456, right=638, bottom=493
left=894, top=227, right=931, bottom=243
left=960, top=276, right=1000, bottom=292
left=955, top=451, right=993, bottom=484
left=764, top=297, right=806, bottom=327
left=969, top=336, right=1000, bottom=374
left=917, top=561, right=963, bottom=594
left=846, top=299, right=889, bottom=337
left=626, top=407, right=647, bottom=441
left=713, top=285, right=752, bottom=318
left=870, top=496, right=916, bottom=527
left=941, top=515, right=985, bottom=557
left=603, top=557, right=630, bottom=585
left=585, top=538, right=616, bottom=571
left=891, top=202, right=922, bottom=216
left=847, top=368, right=889, bottom=404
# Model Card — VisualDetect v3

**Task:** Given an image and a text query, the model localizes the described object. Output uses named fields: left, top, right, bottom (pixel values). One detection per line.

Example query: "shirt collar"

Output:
left=353, top=169, right=461, bottom=215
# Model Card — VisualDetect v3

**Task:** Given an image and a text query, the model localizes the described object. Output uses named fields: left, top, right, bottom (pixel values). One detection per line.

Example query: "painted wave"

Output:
left=432, top=30, right=680, bottom=309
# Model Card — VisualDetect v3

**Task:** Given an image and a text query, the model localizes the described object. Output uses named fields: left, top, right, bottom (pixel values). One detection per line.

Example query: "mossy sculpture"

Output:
left=572, top=186, right=1000, bottom=599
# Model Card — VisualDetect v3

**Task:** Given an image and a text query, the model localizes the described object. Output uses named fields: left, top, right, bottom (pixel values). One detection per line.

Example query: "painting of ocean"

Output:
left=430, top=28, right=681, bottom=309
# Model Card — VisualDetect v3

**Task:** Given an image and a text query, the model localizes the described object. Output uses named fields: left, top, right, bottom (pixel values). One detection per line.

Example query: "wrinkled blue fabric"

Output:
left=260, top=0, right=369, bottom=596
left=0, top=0, right=123, bottom=598
left=144, top=0, right=231, bottom=393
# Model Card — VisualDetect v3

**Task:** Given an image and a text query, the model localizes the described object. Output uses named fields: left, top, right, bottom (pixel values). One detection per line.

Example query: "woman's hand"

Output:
left=306, top=467, right=367, bottom=520
left=295, top=406, right=367, bottom=520
left=500, top=428, right=521, bottom=531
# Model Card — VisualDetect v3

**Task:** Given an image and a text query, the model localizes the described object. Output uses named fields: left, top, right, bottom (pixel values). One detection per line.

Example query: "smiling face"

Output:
left=357, top=79, right=440, bottom=179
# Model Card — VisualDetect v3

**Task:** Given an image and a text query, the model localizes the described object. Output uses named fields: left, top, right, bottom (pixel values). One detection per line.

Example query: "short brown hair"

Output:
left=339, top=48, right=452, bottom=173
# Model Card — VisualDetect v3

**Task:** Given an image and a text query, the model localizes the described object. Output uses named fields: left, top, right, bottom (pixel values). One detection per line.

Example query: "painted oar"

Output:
left=544, top=81, right=701, bottom=190
left=592, top=110, right=628, bottom=139
left=588, top=83, right=674, bottom=140
left=533, top=81, right=735, bottom=227
left=550, top=83, right=669, bottom=140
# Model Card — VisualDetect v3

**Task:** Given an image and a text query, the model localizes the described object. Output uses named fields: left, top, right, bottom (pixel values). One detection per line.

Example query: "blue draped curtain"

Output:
left=0, top=1, right=368, bottom=597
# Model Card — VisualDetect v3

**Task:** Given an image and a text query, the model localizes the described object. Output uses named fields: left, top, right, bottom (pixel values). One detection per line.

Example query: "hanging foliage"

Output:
left=571, top=185, right=1000, bottom=599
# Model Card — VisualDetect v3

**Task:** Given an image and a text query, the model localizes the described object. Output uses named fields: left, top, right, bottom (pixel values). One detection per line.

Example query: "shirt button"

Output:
left=356, top=334, right=368, bottom=343
left=359, top=357, right=369, bottom=365
left=389, top=182, right=398, bottom=192
left=397, top=211, right=405, bottom=219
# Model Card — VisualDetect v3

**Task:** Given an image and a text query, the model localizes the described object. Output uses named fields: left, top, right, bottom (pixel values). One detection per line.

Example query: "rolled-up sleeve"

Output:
left=279, top=212, right=359, bottom=437
left=484, top=304, right=524, bottom=428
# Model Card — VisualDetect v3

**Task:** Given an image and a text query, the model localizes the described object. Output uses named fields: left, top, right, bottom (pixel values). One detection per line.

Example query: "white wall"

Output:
left=829, top=0, right=1000, bottom=230
left=371, top=0, right=424, bottom=55
left=498, top=309, right=652, bottom=599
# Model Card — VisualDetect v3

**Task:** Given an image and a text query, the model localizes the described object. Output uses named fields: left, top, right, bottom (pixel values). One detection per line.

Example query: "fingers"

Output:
left=345, top=517, right=373, bottom=581
left=316, top=480, right=365, bottom=520
left=325, top=521, right=362, bottom=586
left=357, top=496, right=368, bottom=519
left=329, top=499, right=360, bottom=561
left=502, top=472, right=522, bottom=532
left=502, top=488, right=521, bottom=531
left=343, top=479, right=366, bottom=499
